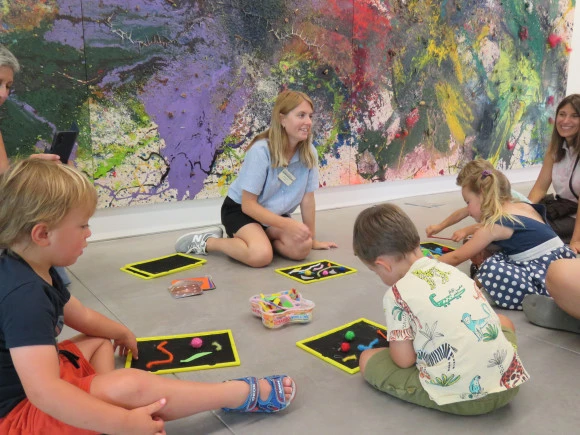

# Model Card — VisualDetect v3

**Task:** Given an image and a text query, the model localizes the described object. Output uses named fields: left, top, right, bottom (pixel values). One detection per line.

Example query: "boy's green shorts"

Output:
left=362, top=326, right=520, bottom=415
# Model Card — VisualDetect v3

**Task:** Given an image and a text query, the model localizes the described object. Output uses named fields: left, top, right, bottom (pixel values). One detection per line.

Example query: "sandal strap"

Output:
left=222, top=374, right=294, bottom=413
left=221, top=376, right=259, bottom=412
left=256, top=375, right=287, bottom=412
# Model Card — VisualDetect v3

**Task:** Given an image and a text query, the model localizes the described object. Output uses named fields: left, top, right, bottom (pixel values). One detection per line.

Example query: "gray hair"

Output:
left=0, top=45, right=20, bottom=73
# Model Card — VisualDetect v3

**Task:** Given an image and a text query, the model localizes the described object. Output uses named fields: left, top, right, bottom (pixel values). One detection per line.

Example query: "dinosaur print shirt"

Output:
left=383, top=257, right=529, bottom=405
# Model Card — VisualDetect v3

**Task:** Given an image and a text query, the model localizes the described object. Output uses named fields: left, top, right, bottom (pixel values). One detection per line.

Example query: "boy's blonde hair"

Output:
left=353, top=203, right=420, bottom=264
left=456, top=159, right=516, bottom=227
left=249, top=89, right=317, bottom=169
left=0, top=159, right=97, bottom=247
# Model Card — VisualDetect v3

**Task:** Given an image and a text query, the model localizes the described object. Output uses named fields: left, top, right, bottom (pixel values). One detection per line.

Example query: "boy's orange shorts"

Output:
left=0, top=340, right=98, bottom=435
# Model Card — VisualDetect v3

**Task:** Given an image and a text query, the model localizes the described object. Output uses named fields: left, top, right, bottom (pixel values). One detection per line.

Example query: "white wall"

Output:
left=89, top=5, right=580, bottom=242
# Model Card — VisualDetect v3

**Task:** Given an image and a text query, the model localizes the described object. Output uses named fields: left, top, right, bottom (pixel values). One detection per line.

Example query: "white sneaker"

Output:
left=175, top=226, right=223, bottom=255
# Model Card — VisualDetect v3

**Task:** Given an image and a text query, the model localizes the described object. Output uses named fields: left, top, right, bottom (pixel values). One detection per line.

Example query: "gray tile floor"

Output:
left=63, top=182, right=580, bottom=434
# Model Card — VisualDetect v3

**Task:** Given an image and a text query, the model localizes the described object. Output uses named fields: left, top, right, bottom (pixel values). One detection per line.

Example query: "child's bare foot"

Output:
left=258, top=376, right=294, bottom=403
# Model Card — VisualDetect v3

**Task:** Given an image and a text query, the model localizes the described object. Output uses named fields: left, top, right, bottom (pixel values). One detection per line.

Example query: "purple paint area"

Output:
left=54, top=0, right=83, bottom=17
left=44, top=19, right=85, bottom=51
left=70, top=0, right=251, bottom=200
left=48, top=0, right=194, bottom=50
left=99, top=59, right=155, bottom=89
left=84, top=0, right=180, bottom=15
left=139, top=49, right=249, bottom=199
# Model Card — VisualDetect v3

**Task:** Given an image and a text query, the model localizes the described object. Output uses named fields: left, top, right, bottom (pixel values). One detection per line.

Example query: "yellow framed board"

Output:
left=296, top=318, right=388, bottom=374
left=275, top=259, right=357, bottom=284
left=121, top=253, right=206, bottom=280
left=420, top=242, right=455, bottom=258
left=125, top=330, right=240, bottom=374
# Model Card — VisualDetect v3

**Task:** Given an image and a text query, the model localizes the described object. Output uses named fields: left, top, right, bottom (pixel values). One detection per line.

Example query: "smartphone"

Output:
left=48, top=130, right=78, bottom=164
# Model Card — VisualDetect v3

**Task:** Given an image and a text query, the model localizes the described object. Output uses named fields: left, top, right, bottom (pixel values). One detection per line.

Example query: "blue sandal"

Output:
left=222, top=375, right=296, bottom=413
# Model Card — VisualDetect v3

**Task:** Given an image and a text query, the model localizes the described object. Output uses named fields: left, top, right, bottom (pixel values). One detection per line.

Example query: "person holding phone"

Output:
left=0, top=45, right=70, bottom=284
left=0, top=45, right=61, bottom=173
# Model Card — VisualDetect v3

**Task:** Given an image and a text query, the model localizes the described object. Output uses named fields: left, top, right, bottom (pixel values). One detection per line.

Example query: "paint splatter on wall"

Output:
left=0, top=0, right=574, bottom=207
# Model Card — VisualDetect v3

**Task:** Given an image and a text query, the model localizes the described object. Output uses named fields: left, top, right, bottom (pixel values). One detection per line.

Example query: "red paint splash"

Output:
left=439, top=169, right=445, bottom=176
left=405, top=108, right=420, bottom=129
left=519, top=26, right=528, bottom=41
left=547, top=34, right=563, bottom=48
left=352, top=2, right=392, bottom=46
left=507, top=141, right=516, bottom=151
left=546, top=95, right=555, bottom=105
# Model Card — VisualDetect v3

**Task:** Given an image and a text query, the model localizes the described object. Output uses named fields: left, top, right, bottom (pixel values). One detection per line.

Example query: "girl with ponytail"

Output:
left=438, top=159, right=575, bottom=310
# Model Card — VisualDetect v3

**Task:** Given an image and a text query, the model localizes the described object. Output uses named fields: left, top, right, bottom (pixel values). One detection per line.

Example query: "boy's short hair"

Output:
left=0, top=159, right=97, bottom=247
left=353, top=203, right=420, bottom=263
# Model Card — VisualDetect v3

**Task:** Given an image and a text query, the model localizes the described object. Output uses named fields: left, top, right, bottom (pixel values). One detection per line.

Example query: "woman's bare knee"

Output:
left=284, top=239, right=312, bottom=261
left=245, top=248, right=273, bottom=268
left=546, top=259, right=572, bottom=298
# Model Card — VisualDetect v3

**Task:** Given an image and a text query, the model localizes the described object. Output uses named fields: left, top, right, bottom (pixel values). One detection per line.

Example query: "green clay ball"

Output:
left=344, top=330, right=355, bottom=341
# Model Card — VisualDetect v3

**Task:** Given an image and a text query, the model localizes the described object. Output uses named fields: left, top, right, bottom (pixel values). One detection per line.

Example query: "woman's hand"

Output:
left=568, top=240, right=580, bottom=254
left=30, top=153, right=61, bottom=162
left=312, top=239, right=338, bottom=250
left=284, top=219, right=312, bottom=242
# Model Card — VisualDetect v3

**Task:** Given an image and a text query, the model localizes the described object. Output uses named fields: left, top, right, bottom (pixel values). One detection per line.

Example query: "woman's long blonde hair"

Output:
left=457, top=159, right=519, bottom=227
left=248, top=90, right=316, bottom=168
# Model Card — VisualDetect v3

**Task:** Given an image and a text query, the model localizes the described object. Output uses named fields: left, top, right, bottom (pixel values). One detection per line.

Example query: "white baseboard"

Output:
left=88, top=166, right=541, bottom=242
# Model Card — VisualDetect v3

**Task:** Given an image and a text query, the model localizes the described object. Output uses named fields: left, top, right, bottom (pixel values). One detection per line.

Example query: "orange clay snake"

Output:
left=145, top=340, right=174, bottom=369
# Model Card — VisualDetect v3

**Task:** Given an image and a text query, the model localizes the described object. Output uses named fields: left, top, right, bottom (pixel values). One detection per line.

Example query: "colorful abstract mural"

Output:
left=0, top=0, right=575, bottom=208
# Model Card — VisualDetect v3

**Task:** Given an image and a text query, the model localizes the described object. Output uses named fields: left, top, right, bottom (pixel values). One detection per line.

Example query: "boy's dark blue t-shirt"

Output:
left=0, top=251, right=70, bottom=417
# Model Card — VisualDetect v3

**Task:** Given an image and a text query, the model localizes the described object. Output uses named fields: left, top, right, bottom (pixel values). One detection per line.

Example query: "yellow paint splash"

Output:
left=435, top=82, right=473, bottom=144
left=413, top=26, right=464, bottom=84
left=487, top=40, right=541, bottom=164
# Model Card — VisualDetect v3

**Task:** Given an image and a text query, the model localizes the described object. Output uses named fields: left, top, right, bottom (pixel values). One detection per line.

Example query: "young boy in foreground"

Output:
left=0, top=159, right=295, bottom=434
left=353, top=203, right=529, bottom=415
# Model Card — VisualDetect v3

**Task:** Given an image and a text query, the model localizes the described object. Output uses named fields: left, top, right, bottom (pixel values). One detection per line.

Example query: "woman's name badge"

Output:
left=278, top=168, right=296, bottom=186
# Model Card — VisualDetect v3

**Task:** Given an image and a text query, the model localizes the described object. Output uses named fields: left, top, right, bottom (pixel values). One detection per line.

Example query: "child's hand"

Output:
left=451, top=228, right=470, bottom=242
left=425, top=224, right=442, bottom=237
left=123, top=398, right=166, bottom=435
left=312, top=239, right=338, bottom=250
left=113, top=328, right=139, bottom=359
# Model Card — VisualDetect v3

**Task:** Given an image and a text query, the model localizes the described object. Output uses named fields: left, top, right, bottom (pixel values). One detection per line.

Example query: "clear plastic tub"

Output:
left=249, top=290, right=315, bottom=329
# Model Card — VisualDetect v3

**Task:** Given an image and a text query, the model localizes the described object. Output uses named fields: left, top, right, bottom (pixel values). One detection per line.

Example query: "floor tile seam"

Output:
left=211, top=410, right=236, bottom=434
left=68, top=269, right=126, bottom=325
left=521, top=333, right=580, bottom=355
